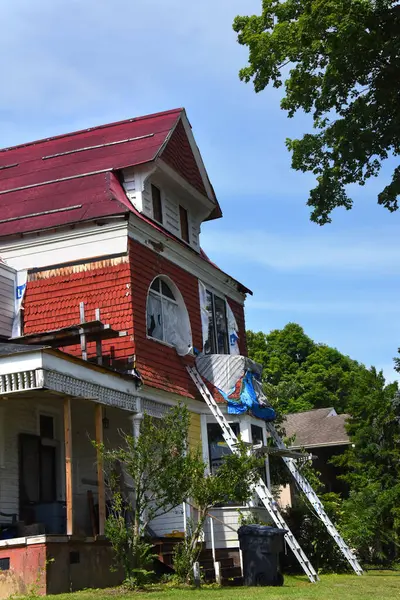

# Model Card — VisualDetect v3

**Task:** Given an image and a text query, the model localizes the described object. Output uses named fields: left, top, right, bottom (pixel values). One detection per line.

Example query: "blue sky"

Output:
left=1, top=0, right=399, bottom=381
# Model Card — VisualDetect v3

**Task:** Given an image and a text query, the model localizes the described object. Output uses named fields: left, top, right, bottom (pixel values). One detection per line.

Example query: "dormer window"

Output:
left=179, top=205, right=190, bottom=243
left=151, top=184, right=163, bottom=224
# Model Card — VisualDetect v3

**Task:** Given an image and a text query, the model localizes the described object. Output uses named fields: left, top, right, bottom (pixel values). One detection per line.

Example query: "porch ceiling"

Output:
left=0, top=346, right=139, bottom=412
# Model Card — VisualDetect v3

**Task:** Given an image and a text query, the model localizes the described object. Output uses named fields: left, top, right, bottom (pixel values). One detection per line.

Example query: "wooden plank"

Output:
left=95, top=403, right=106, bottom=536
left=79, top=302, right=87, bottom=361
left=95, top=308, right=103, bottom=366
left=64, top=397, right=73, bottom=536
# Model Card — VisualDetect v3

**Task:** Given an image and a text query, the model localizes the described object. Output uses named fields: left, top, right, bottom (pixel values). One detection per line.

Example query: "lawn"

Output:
left=43, top=572, right=400, bottom=600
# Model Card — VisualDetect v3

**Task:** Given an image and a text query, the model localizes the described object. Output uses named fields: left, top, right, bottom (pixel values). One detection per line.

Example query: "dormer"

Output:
left=120, top=111, right=221, bottom=252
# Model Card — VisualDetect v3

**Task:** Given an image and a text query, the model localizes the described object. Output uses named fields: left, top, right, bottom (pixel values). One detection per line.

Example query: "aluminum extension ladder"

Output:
left=265, top=422, right=363, bottom=575
left=187, top=366, right=319, bottom=583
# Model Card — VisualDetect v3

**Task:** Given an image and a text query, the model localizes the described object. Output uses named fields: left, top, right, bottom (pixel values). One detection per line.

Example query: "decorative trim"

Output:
left=142, top=398, right=171, bottom=418
left=0, top=370, right=39, bottom=394
left=0, top=367, right=138, bottom=413
left=41, top=370, right=138, bottom=412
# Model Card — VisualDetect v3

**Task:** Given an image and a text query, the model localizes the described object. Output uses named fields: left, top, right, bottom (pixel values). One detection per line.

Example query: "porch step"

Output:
left=153, top=537, right=243, bottom=585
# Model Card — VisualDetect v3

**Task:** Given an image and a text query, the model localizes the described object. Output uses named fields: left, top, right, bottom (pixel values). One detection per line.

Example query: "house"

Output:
left=0, top=109, right=270, bottom=594
left=279, top=407, right=351, bottom=508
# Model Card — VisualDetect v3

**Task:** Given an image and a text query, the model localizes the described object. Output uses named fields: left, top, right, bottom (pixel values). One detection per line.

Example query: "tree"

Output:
left=247, top=323, right=363, bottom=414
left=333, top=368, right=400, bottom=563
left=99, top=404, right=203, bottom=586
left=173, top=441, right=264, bottom=584
left=233, top=1, right=400, bottom=224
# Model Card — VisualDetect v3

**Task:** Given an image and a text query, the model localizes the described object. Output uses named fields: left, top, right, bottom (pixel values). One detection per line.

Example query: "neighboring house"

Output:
left=279, top=408, right=351, bottom=508
left=0, top=109, right=268, bottom=594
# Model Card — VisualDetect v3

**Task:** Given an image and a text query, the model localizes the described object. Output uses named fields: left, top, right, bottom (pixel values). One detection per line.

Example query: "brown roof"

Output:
left=284, top=407, right=350, bottom=449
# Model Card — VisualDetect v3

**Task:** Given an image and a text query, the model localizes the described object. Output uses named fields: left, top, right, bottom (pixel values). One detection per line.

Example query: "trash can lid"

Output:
left=238, top=525, right=288, bottom=537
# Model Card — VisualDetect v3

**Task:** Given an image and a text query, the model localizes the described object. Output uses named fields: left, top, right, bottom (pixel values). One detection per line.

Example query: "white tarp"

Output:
left=226, top=301, right=240, bottom=355
left=198, top=280, right=209, bottom=351
left=12, top=270, right=27, bottom=338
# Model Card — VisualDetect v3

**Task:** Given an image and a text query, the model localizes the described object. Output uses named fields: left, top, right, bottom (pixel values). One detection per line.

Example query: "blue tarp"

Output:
left=218, top=371, right=276, bottom=422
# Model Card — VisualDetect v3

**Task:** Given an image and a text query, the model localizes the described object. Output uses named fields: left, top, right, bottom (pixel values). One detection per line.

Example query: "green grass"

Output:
left=43, top=572, right=400, bottom=600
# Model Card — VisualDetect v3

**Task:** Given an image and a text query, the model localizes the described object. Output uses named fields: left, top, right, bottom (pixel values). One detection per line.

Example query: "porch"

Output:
left=0, top=343, right=140, bottom=596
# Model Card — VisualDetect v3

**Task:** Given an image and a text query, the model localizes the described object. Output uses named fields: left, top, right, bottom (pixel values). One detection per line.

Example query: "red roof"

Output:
left=0, top=172, right=131, bottom=236
left=0, top=108, right=221, bottom=237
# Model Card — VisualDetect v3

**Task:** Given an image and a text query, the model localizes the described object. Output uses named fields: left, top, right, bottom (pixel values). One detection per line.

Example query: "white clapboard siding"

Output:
left=0, top=263, right=15, bottom=338
left=0, top=395, right=133, bottom=534
left=204, top=507, right=270, bottom=549
left=142, top=180, right=153, bottom=216
left=164, top=195, right=180, bottom=235
left=190, top=215, right=200, bottom=252
left=149, top=504, right=185, bottom=537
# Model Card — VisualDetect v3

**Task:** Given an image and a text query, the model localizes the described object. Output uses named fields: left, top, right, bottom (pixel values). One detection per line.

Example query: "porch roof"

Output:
left=0, top=344, right=139, bottom=412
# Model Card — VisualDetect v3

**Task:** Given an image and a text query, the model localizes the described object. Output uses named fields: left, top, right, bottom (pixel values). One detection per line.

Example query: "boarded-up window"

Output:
left=179, top=206, right=190, bottom=243
left=151, top=185, right=163, bottom=224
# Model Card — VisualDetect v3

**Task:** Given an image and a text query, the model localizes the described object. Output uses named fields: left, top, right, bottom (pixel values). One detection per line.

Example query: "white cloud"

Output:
left=201, top=229, right=400, bottom=274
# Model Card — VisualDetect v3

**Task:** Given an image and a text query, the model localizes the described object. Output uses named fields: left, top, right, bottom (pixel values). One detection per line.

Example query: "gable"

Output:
left=161, top=120, right=208, bottom=198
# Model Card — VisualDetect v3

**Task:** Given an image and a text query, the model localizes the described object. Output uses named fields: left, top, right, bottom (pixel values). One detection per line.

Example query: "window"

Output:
left=204, top=291, right=229, bottom=355
left=151, top=184, right=163, bottom=224
left=179, top=205, right=190, bottom=243
left=207, top=422, right=239, bottom=475
left=146, top=276, right=192, bottom=355
left=251, top=424, right=267, bottom=486
left=40, top=414, right=54, bottom=439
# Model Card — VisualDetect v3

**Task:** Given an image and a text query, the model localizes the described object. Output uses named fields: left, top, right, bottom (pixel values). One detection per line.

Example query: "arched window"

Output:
left=146, top=276, right=192, bottom=355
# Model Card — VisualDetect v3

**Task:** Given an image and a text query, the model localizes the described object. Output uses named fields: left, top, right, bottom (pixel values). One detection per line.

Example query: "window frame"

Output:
left=204, top=289, right=229, bottom=355
left=179, top=205, right=190, bottom=244
left=147, top=277, right=179, bottom=346
left=151, top=184, right=163, bottom=224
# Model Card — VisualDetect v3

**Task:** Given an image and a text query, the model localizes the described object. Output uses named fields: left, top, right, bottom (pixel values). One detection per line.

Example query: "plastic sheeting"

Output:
left=198, top=281, right=209, bottom=351
left=12, top=270, right=27, bottom=338
left=162, top=298, right=192, bottom=356
left=195, top=354, right=276, bottom=422
left=221, top=371, right=276, bottom=422
left=226, top=301, right=240, bottom=355
left=147, top=290, right=192, bottom=356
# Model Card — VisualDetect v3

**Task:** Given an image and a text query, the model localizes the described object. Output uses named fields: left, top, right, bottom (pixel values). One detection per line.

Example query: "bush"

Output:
left=282, top=492, right=350, bottom=574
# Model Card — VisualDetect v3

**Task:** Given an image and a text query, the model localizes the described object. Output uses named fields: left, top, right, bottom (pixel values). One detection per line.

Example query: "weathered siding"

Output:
left=23, top=256, right=135, bottom=370
left=188, top=412, right=201, bottom=451
left=0, top=263, right=15, bottom=338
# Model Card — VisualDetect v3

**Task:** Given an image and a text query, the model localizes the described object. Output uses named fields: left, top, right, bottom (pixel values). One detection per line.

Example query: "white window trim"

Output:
left=178, top=204, right=191, bottom=246
left=201, top=413, right=269, bottom=507
left=151, top=183, right=164, bottom=225
left=147, top=283, right=179, bottom=345
left=205, top=288, right=229, bottom=355
left=146, top=275, right=193, bottom=354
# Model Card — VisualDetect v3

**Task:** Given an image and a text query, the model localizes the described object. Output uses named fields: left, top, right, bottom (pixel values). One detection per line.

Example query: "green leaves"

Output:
left=234, top=0, right=400, bottom=223
left=247, top=323, right=362, bottom=414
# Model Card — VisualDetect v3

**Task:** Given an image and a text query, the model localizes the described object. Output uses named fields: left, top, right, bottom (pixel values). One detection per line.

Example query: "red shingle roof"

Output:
left=0, top=108, right=209, bottom=237
left=0, top=171, right=131, bottom=236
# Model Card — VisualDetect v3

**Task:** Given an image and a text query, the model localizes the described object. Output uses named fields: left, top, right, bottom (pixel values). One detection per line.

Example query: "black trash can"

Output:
left=238, top=525, right=287, bottom=586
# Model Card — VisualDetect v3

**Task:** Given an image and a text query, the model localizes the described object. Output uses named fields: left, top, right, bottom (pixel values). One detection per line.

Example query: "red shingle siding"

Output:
left=22, top=240, right=247, bottom=400
left=24, top=257, right=135, bottom=368
left=161, top=120, right=207, bottom=198
left=129, top=239, right=201, bottom=399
